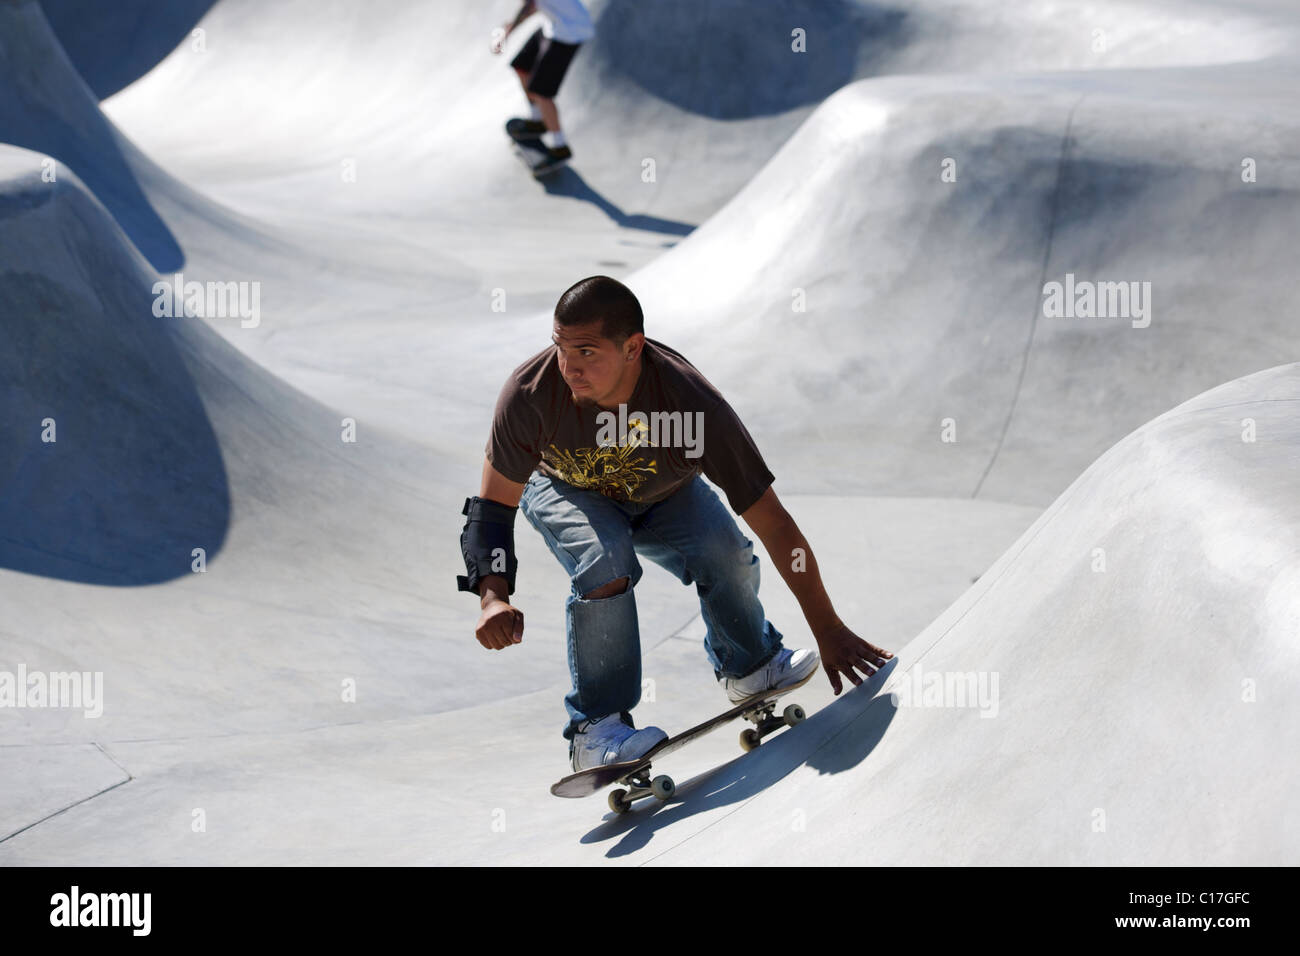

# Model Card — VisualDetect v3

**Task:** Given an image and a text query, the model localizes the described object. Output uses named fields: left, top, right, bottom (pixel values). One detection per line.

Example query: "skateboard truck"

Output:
left=607, top=768, right=675, bottom=814
left=605, top=700, right=807, bottom=814
left=739, top=700, right=807, bottom=752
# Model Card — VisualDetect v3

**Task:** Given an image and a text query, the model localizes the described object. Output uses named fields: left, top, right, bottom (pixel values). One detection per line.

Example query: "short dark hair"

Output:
left=554, top=275, right=644, bottom=346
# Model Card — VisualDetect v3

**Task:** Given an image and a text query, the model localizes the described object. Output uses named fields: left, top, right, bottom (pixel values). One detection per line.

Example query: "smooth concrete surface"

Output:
left=0, top=0, right=1297, bottom=864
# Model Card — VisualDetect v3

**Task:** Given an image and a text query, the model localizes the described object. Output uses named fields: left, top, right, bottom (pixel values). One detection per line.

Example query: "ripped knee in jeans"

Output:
left=581, top=576, right=630, bottom=600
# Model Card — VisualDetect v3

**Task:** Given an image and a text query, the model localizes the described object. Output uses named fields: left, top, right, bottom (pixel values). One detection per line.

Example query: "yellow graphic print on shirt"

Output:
left=543, top=416, right=658, bottom=499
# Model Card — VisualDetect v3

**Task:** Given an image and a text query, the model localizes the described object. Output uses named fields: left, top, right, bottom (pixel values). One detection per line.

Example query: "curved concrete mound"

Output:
left=631, top=74, right=1300, bottom=504
left=650, top=363, right=1300, bottom=865
left=0, top=158, right=228, bottom=585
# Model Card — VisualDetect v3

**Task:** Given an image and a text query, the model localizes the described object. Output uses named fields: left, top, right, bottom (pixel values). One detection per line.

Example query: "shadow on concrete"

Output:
left=0, top=2, right=185, bottom=272
left=0, top=182, right=230, bottom=586
left=539, top=165, right=696, bottom=236
left=591, top=0, right=911, bottom=119
left=579, top=660, right=899, bottom=858
left=40, top=0, right=220, bottom=99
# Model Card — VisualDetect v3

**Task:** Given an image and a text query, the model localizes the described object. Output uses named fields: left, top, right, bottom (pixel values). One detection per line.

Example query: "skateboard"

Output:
left=550, top=669, right=816, bottom=814
left=506, top=120, right=568, bottom=178
left=511, top=138, right=568, bottom=178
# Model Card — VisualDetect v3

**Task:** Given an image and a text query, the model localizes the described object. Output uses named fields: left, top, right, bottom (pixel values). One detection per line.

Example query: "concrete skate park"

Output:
left=1, top=0, right=1297, bottom=866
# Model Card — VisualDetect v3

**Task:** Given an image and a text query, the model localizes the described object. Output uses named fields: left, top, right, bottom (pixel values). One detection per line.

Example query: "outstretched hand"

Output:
left=815, top=624, right=893, bottom=695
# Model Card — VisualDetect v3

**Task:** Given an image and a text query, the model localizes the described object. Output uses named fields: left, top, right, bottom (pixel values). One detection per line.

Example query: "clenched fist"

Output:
left=477, top=598, right=524, bottom=650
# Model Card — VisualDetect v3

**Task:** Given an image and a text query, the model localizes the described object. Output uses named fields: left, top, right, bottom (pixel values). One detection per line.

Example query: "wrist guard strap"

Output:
left=457, top=496, right=519, bottom=595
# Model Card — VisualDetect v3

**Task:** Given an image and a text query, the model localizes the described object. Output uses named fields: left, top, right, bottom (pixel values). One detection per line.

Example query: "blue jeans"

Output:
left=519, top=472, right=783, bottom=741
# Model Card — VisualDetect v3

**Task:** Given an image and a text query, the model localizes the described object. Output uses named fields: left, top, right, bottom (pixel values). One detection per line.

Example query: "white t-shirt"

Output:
left=536, top=0, right=594, bottom=45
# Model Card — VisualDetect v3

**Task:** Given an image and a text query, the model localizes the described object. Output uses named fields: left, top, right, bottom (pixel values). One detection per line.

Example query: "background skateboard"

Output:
left=507, top=124, right=567, bottom=178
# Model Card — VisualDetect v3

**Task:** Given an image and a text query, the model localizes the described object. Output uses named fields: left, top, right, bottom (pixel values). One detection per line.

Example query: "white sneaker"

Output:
left=570, top=714, right=668, bottom=772
left=720, top=647, right=820, bottom=704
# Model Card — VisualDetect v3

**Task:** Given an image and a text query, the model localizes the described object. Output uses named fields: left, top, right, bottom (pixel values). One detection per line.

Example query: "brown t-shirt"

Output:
left=485, top=338, right=774, bottom=514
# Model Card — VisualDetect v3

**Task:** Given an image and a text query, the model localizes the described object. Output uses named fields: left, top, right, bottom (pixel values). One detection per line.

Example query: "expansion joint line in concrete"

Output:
left=972, top=94, right=1088, bottom=499
left=0, top=743, right=133, bottom=845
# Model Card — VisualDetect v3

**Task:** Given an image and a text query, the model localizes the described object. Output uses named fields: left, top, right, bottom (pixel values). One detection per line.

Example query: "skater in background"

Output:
left=492, top=0, right=594, bottom=174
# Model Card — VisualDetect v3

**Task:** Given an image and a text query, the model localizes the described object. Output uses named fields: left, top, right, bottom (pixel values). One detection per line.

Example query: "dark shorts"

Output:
left=510, top=28, right=580, bottom=99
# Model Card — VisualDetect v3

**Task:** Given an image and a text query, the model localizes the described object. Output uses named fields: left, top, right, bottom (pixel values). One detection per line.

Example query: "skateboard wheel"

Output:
left=740, top=728, right=762, bottom=752
left=608, top=789, right=631, bottom=814
left=651, top=775, right=675, bottom=800
left=783, top=704, right=806, bottom=726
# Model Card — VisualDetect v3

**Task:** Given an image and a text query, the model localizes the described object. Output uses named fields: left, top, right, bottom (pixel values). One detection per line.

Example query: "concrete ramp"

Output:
left=40, top=0, right=220, bottom=99
left=630, top=72, right=1300, bottom=505
left=0, top=153, right=227, bottom=584
left=0, top=2, right=183, bottom=269
left=645, top=363, right=1300, bottom=865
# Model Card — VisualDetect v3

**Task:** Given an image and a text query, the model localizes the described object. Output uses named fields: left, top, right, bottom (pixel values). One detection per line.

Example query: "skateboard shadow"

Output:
left=580, top=659, right=899, bottom=858
left=536, top=166, right=695, bottom=238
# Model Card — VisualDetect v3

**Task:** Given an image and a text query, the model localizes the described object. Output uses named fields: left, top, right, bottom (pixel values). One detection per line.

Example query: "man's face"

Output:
left=552, top=320, right=637, bottom=408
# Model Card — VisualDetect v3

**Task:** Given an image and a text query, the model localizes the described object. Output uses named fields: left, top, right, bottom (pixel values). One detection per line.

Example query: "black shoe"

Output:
left=506, top=117, right=547, bottom=142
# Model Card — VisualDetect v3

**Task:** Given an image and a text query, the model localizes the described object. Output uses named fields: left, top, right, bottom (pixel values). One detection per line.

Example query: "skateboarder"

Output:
left=458, top=276, right=894, bottom=772
left=493, top=0, right=594, bottom=175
